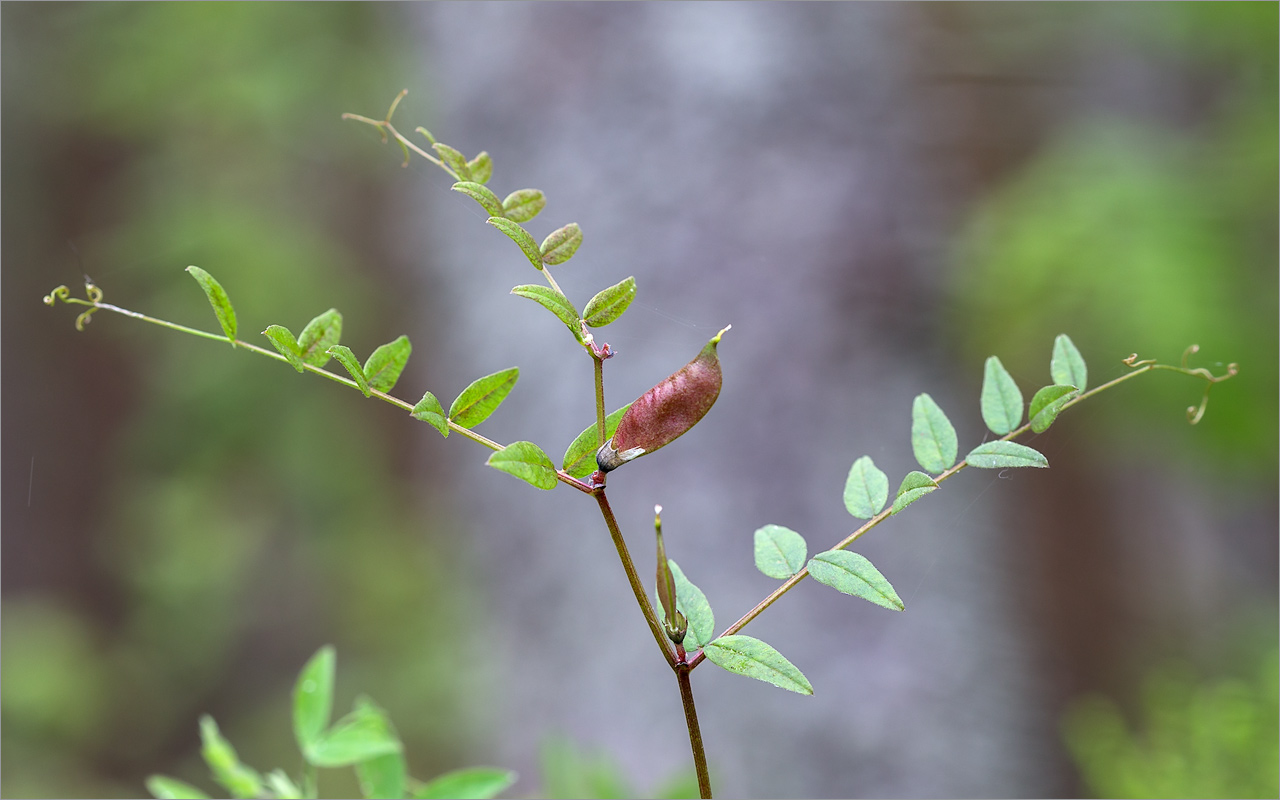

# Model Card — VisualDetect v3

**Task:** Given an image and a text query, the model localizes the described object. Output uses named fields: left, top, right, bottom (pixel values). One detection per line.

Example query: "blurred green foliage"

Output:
left=1063, top=647, right=1279, bottom=799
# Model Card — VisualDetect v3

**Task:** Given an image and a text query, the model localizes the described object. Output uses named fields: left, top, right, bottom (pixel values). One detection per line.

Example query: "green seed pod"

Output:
left=596, top=325, right=730, bottom=472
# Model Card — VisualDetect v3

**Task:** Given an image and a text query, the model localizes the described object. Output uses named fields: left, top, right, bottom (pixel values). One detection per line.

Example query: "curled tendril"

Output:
left=43, top=285, right=71, bottom=305
left=1177, top=345, right=1239, bottom=425
left=1123, top=353, right=1158, bottom=368
left=44, top=281, right=104, bottom=331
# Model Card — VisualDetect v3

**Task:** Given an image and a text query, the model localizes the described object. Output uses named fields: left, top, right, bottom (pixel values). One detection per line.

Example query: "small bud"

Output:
left=596, top=326, right=729, bottom=472
left=654, top=506, right=687, bottom=645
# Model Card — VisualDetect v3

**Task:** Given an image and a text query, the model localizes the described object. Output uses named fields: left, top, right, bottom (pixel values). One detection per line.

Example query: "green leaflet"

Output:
left=415, top=767, right=518, bottom=800
left=199, top=716, right=263, bottom=799
left=357, top=750, right=407, bottom=800
left=263, top=325, right=305, bottom=372
left=753, top=524, right=808, bottom=580
left=145, top=776, right=210, bottom=799
left=486, top=441, right=558, bottom=490
left=843, top=456, right=888, bottom=519
left=911, top=393, right=958, bottom=474
left=450, top=367, right=519, bottom=428
left=702, top=635, right=813, bottom=695
left=501, top=188, right=546, bottom=223
left=808, top=550, right=904, bottom=611
left=411, top=392, right=449, bottom=438
left=186, top=266, right=237, bottom=346
left=965, top=440, right=1049, bottom=469
left=582, top=276, right=637, bottom=327
left=981, top=356, right=1024, bottom=435
left=467, top=151, right=493, bottom=185
left=263, top=771, right=301, bottom=800
left=292, top=646, right=335, bottom=754
left=297, top=309, right=342, bottom=367
left=452, top=181, right=504, bottom=217
left=891, top=470, right=938, bottom=514
left=510, top=284, right=583, bottom=341
left=1029, top=384, right=1078, bottom=433
left=432, top=142, right=471, bottom=180
left=540, top=223, right=583, bottom=265
left=1051, top=333, right=1088, bottom=392
left=667, top=560, right=715, bottom=650
left=561, top=403, right=632, bottom=478
left=327, top=345, right=371, bottom=396
left=487, top=217, right=544, bottom=270
left=303, top=698, right=402, bottom=768
left=364, top=335, right=412, bottom=393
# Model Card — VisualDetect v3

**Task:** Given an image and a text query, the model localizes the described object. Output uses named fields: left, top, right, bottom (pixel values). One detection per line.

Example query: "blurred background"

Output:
left=3, top=3, right=1276, bottom=798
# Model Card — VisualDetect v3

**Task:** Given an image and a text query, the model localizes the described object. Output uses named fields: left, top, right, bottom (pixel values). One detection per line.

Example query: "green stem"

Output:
left=594, top=490, right=676, bottom=666
left=675, top=653, right=712, bottom=799
left=594, top=354, right=607, bottom=447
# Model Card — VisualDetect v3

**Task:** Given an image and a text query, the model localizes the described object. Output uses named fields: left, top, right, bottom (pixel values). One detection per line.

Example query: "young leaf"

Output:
left=452, top=181, right=504, bottom=217
left=263, top=770, right=302, bottom=800
left=561, top=403, right=632, bottom=478
left=363, top=335, right=412, bottom=393
left=186, top=266, right=237, bottom=346
left=540, top=223, right=583, bottom=265
left=981, top=356, right=1024, bottom=435
left=297, top=309, right=342, bottom=367
left=891, top=470, right=938, bottom=514
left=199, top=716, right=264, bottom=799
left=486, top=441, right=558, bottom=490
left=432, top=142, right=471, bottom=180
left=357, top=751, right=407, bottom=800
left=467, top=151, right=493, bottom=185
left=415, top=767, right=518, bottom=800
left=1029, top=384, right=1078, bottom=433
left=843, top=456, right=888, bottom=519
left=1051, top=333, right=1088, bottom=391
left=753, top=524, right=808, bottom=580
left=965, top=441, right=1049, bottom=469
left=808, top=550, right=904, bottom=611
left=911, top=393, right=958, bottom=474
left=510, top=284, right=583, bottom=340
left=702, top=635, right=813, bottom=695
left=263, top=325, right=305, bottom=372
left=293, top=646, right=335, bottom=754
left=668, top=560, right=715, bottom=650
left=411, top=392, right=449, bottom=438
left=304, top=699, right=402, bottom=768
left=501, top=188, right=546, bottom=223
left=327, top=345, right=371, bottom=396
left=582, top=276, right=637, bottom=327
left=487, top=217, right=544, bottom=270
left=146, top=776, right=210, bottom=800
left=449, top=367, right=519, bottom=428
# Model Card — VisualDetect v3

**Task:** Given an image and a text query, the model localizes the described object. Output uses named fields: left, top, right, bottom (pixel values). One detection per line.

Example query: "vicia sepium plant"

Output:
left=45, top=90, right=1239, bottom=800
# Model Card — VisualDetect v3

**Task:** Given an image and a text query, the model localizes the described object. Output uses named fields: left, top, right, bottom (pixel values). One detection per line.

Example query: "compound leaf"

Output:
left=808, top=550, right=904, bottom=611
left=449, top=367, right=519, bottom=428
left=753, top=524, right=807, bottom=580
left=702, top=635, right=813, bottom=695
left=487, top=441, right=558, bottom=490
left=843, top=456, right=888, bottom=519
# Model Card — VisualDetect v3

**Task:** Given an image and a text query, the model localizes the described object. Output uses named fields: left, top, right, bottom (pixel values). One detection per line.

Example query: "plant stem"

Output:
left=594, top=354, right=607, bottom=447
left=675, top=652, right=712, bottom=798
left=593, top=490, right=676, bottom=666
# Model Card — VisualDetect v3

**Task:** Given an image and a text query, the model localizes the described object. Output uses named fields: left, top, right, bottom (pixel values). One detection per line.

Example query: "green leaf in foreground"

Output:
left=416, top=767, right=518, bottom=800
left=185, top=266, right=237, bottom=346
left=702, top=635, right=813, bottom=695
left=199, top=716, right=263, bottom=799
left=357, top=751, right=407, bottom=800
left=753, top=524, right=807, bottom=580
left=467, top=151, right=493, bottom=185
left=510, top=284, right=583, bottom=341
left=487, top=441, right=558, bottom=490
left=981, top=356, right=1024, bottom=435
left=487, top=217, right=544, bottom=270
left=561, top=403, right=632, bottom=477
left=582, top=276, right=637, bottom=327
left=411, top=392, right=449, bottom=438
left=327, top=345, right=370, bottom=396
left=911, top=393, right=958, bottom=474
left=667, top=560, right=715, bottom=650
left=363, top=335, right=412, bottom=393
left=891, top=470, right=938, bottom=514
left=304, top=699, right=402, bottom=768
left=965, top=441, right=1049, bottom=469
left=843, top=456, right=888, bottom=519
left=292, top=645, right=335, bottom=754
left=1051, top=333, right=1088, bottom=392
left=1029, top=384, right=1078, bottom=433
left=263, top=325, right=305, bottom=372
left=432, top=142, right=471, bottom=180
left=808, top=550, right=904, bottom=611
left=501, top=188, right=546, bottom=223
left=263, top=771, right=302, bottom=800
left=452, top=181, right=504, bottom=217
left=540, top=223, right=583, bottom=265
left=449, top=367, right=520, bottom=428
left=146, top=776, right=210, bottom=800
left=298, top=309, right=342, bottom=367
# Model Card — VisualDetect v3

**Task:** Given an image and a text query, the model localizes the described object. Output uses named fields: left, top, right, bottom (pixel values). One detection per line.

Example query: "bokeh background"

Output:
left=3, top=3, right=1276, bottom=798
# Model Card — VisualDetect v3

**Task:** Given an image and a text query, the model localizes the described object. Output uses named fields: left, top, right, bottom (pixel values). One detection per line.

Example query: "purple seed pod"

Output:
left=596, top=325, right=730, bottom=472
